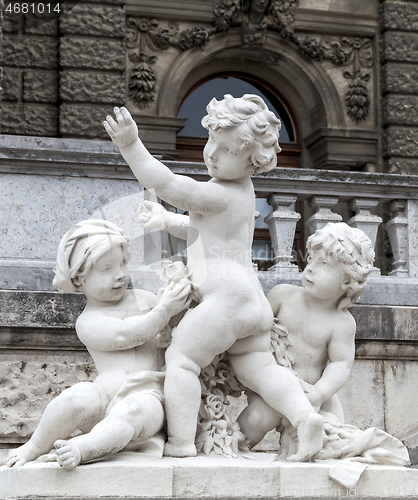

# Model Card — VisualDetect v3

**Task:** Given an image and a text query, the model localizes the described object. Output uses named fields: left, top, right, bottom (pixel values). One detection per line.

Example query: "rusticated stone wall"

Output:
left=1, top=5, right=59, bottom=136
left=59, top=1, right=126, bottom=139
left=381, top=0, right=418, bottom=174
left=1, top=1, right=126, bottom=138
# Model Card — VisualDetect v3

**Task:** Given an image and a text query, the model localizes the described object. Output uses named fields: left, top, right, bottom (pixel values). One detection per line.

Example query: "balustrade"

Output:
left=248, top=167, right=418, bottom=278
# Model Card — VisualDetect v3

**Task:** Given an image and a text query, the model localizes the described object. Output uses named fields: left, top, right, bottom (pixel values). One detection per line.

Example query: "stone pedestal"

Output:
left=1, top=453, right=418, bottom=498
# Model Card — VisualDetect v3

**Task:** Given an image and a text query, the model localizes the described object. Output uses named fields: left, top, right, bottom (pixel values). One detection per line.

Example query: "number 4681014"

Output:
left=5, top=3, right=61, bottom=14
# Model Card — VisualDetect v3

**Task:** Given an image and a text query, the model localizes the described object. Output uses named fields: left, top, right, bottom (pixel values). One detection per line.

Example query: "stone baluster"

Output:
left=264, top=194, right=300, bottom=276
left=384, top=200, right=409, bottom=276
left=347, top=198, right=383, bottom=275
left=305, top=196, right=342, bottom=235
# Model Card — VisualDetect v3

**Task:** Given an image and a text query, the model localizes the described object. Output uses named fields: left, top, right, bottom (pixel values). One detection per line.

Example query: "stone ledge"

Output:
left=1, top=453, right=417, bottom=498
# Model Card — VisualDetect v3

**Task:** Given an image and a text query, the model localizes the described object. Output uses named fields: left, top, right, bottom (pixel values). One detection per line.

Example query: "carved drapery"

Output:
left=127, top=0, right=373, bottom=123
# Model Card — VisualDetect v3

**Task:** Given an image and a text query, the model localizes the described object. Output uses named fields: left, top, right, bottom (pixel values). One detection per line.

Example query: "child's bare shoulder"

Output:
left=267, top=284, right=300, bottom=314
left=267, top=284, right=300, bottom=303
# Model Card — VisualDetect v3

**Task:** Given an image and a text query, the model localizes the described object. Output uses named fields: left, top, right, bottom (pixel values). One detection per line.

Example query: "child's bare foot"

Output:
left=54, top=440, right=81, bottom=470
left=164, top=441, right=197, bottom=457
left=7, top=441, right=43, bottom=467
left=287, top=413, right=324, bottom=462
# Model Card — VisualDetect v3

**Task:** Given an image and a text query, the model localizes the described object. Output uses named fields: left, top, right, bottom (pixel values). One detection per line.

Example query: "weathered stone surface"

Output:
left=1, top=68, right=19, bottom=101
left=386, top=158, right=418, bottom=174
left=338, top=360, right=385, bottom=431
left=382, top=32, right=418, bottom=63
left=381, top=1, right=418, bottom=32
left=23, top=71, right=58, bottom=103
left=0, top=358, right=95, bottom=438
left=3, top=35, right=58, bottom=68
left=383, top=127, right=418, bottom=157
left=384, top=360, right=418, bottom=439
left=24, top=13, right=59, bottom=35
left=60, top=104, right=115, bottom=138
left=352, top=305, right=418, bottom=341
left=382, top=95, right=418, bottom=126
left=1, top=104, right=58, bottom=136
left=0, top=173, right=140, bottom=260
left=60, top=4, right=125, bottom=37
left=60, top=38, right=125, bottom=70
left=382, top=63, right=418, bottom=94
left=0, top=291, right=84, bottom=328
left=60, top=72, right=125, bottom=103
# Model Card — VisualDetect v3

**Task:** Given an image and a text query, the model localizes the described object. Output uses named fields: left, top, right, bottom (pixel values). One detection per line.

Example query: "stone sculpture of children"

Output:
left=237, top=222, right=375, bottom=452
left=7, top=219, right=191, bottom=469
left=104, top=96, right=325, bottom=461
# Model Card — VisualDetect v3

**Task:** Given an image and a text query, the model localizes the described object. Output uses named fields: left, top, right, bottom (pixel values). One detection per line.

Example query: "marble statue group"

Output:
left=6, top=95, right=409, bottom=471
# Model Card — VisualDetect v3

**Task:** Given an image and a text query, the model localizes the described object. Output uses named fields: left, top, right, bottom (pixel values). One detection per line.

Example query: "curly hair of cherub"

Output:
left=307, top=222, right=375, bottom=309
left=201, top=94, right=281, bottom=173
left=53, top=219, right=130, bottom=293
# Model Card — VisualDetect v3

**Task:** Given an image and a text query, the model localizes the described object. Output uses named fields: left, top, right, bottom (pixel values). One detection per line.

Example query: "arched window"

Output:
left=175, top=74, right=301, bottom=270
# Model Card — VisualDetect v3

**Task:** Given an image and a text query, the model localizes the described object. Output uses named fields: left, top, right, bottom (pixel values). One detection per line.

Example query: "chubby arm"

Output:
left=138, top=201, right=189, bottom=240
left=305, top=315, right=356, bottom=410
left=76, top=280, right=191, bottom=352
left=104, top=107, right=226, bottom=214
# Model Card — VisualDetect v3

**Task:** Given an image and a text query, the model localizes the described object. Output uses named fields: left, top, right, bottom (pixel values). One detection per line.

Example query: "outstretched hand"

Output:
left=159, top=279, right=192, bottom=317
left=104, top=107, right=139, bottom=148
left=137, top=200, right=167, bottom=231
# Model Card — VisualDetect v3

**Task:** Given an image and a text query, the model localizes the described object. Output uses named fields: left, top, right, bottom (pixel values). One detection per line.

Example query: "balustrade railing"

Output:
left=250, top=167, right=418, bottom=278
left=167, top=163, right=418, bottom=279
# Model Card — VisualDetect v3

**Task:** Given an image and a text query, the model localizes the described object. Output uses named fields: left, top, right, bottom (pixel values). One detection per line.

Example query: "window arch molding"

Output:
left=157, top=29, right=345, bottom=145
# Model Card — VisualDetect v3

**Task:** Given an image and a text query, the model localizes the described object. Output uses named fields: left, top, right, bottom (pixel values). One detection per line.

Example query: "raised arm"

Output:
left=305, top=316, right=356, bottom=410
left=77, top=280, right=191, bottom=352
left=104, top=107, right=226, bottom=214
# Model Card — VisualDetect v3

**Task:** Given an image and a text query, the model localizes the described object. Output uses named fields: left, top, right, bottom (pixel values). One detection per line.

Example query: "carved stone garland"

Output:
left=127, top=0, right=373, bottom=123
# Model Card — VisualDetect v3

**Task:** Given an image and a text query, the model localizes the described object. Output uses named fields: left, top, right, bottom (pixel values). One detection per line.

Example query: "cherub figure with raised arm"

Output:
left=7, top=219, right=190, bottom=469
left=238, top=222, right=375, bottom=453
left=104, top=96, right=325, bottom=461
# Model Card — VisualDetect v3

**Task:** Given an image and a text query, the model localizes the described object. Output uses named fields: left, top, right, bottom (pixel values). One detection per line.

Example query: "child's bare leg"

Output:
left=7, top=382, right=105, bottom=467
left=237, top=391, right=282, bottom=448
left=55, top=392, right=164, bottom=470
left=230, top=351, right=324, bottom=462
left=163, top=296, right=245, bottom=457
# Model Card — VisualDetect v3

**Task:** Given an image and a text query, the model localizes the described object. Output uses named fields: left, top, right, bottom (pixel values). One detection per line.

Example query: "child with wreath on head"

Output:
left=237, top=222, right=375, bottom=456
left=7, top=219, right=191, bottom=470
left=104, top=95, right=326, bottom=461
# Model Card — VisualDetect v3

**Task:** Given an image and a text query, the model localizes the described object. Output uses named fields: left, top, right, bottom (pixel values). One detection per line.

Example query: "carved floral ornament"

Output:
left=127, top=0, right=373, bottom=123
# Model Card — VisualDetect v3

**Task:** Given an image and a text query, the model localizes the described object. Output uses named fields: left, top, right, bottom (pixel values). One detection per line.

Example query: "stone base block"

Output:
left=1, top=452, right=418, bottom=498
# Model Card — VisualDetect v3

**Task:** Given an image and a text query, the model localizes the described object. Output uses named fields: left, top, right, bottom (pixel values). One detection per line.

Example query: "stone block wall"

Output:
left=0, top=1, right=126, bottom=139
left=59, top=1, right=126, bottom=139
left=381, top=0, right=418, bottom=174
left=1, top=5, right=59, bottom=136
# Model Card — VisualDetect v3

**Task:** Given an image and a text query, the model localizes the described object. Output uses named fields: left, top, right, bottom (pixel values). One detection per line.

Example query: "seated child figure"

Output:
left=7, top=219, right=190, bottom=469
left=237, top=222, right=375, bottom=452
left=105, top=96, right=325, bottom=461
